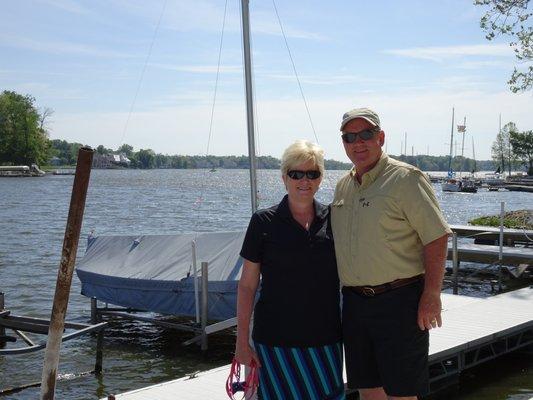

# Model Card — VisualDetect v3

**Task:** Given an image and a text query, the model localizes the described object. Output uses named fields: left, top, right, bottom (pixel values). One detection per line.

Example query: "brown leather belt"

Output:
left=345, top=274, right=424, bottom=297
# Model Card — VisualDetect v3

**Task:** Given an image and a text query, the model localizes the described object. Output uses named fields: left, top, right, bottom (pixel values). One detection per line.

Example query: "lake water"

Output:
left=0, top=169, right=532, bottom=399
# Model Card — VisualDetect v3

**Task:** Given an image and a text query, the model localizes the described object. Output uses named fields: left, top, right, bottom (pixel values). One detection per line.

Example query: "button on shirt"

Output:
left=240, top=195, right=342, bottom=347
left=331, top=152, right=451, bottom=287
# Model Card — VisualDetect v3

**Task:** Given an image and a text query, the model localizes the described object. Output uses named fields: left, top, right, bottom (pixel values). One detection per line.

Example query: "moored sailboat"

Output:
left=441, top=108, right=461, bottom=192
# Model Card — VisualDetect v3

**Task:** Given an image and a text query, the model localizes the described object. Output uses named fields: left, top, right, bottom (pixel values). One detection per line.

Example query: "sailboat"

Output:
left=459, top=137, right=478, bottom=193
left=76, top=0, right=260, bottom=344
left=441, top=108, right=462, bottom=192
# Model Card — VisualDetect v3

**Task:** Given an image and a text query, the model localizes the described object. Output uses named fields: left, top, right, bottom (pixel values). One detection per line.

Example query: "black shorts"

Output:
left=342, top=280, right=429, bottom=397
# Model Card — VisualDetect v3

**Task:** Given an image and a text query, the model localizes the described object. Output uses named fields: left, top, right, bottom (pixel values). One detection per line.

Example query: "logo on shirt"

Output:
left=359, top=198, right=370, bottom=207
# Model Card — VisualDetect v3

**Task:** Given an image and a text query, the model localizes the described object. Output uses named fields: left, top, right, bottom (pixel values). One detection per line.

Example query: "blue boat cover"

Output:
left=76, top=231, right=246, bottom=321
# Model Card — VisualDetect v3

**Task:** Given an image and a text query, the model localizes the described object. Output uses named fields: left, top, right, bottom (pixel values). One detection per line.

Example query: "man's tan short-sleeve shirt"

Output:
left=331, top=152, right=451, bottom=287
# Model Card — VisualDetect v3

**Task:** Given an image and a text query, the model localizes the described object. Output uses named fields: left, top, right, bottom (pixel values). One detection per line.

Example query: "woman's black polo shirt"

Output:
left=240, top=195, right=342, bottom=347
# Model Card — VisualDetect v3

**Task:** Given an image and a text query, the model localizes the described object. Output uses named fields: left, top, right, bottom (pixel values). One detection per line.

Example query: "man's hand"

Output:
left=417, top=290, right=442, bottom=330
left=419, top=234, right=448, bottom=330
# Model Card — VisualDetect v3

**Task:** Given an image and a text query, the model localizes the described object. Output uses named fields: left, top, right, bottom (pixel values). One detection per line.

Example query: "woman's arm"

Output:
left=235, top=258, right=261, bottom=366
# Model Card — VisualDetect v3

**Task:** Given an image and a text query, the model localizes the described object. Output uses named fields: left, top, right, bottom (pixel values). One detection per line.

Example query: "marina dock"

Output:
left=449, top=224, right=533, bottom=244
left=102, top=287, right=533, bottom=399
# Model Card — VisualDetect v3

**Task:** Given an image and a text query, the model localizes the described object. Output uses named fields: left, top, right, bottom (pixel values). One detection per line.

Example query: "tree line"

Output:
left=2, top=90, right=531, bottom=173
left=44, top=139, right=501, bottom=172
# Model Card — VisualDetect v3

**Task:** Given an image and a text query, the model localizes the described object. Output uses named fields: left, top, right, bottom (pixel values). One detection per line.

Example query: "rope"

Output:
left=270, top=0, right=342, bottom=200
left=192, top=0, right=229, bottom=225
left=206, top=0, right=229, bottom=157
left=118, top=0, right=168, bottom=147
left=271, top=0, right=318, bottom=144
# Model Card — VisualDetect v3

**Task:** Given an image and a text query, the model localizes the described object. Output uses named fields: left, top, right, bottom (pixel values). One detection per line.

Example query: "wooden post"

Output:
left=95, top=329, right=104, bottom=374
left=201, top=261, right=208, bottom=352
left=90, top=297, right=98, bottom=324
left=40, top=147, right=94, bottom=400
left=0, top=292, right=5, bottom=349
left=498, top=202, right=504, bottom=293
left=192, top=240, right=200, bottom=324
left=452, top=233, right=459, bottom=295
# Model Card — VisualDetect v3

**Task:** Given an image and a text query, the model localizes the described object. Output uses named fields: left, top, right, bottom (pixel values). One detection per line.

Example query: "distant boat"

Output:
left=209, top=167, right=217, bottom=172
left=0, top=164, right=45, bottom=177
left=459, top=179, right=477, bottom=193
left=53, top=169, right=76, bottom=176
left=441, top=111, right=477, bottom=193
left=442, top=178, right=461, bottom=192
left=442, top=108, right=461, bottom=192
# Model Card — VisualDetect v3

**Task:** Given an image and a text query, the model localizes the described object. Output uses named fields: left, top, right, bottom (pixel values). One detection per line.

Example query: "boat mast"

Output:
left=460, top=116, right=466, bottom=177
left=472, top=137, right=477, bottom=175
left=240, top=0, right=259, bottom=213
left=447, top=107, right=455, bottom=176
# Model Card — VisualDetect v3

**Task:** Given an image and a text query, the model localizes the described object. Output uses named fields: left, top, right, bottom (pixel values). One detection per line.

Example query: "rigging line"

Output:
left=205, top=0, right=229, bottom=156
left=118, top=0, right=168, bottom=148
left=271, top=0, right=319, bottom=144
left=192, top=0, right=229, bottom=222
left=271, top=0, right=338, bottom=200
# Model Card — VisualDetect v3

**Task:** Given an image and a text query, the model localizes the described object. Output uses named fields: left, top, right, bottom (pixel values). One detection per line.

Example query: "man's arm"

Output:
left=418, top=234, right=449, bottom=330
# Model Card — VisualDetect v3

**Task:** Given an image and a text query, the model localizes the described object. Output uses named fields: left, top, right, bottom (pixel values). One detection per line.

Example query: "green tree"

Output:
left=510, top=130, right=533, bottom=174
left=475, top=0, right=533, bottom=92
left=0, top=90, right=51, bottom=165
left=117, top=143, right=134, bottom=157
left=49, top=139, right=84, bottom=165
left=136, top=149, right=156, bottom=169
left=96, top=144, right=113, bottom=155
left=491, top=122, right=519, bottom=173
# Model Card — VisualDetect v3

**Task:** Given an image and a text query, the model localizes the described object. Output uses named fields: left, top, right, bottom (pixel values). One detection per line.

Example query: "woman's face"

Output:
left=282, top=159, right=322, bottom=202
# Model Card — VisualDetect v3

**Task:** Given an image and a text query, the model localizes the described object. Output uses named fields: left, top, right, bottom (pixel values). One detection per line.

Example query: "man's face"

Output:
left=342, top=118, right=384, bottom=173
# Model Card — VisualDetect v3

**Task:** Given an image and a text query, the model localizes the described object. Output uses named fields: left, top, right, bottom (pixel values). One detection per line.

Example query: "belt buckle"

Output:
left=361, top=287, right=375, bottom=297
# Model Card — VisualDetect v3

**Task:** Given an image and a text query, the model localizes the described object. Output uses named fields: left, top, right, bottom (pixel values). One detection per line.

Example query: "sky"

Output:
left=2, top=0, right=532, bottom=161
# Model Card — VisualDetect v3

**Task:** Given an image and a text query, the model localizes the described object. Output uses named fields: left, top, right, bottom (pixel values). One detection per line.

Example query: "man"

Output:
left=331, top=108, right=451, bottom=400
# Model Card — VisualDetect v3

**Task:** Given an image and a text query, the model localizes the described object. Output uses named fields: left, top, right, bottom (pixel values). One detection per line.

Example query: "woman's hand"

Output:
left=235, top=342, right=261, bottom=367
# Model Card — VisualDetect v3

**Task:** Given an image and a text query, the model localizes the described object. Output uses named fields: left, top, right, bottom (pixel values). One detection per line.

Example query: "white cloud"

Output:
left=0, top=34, right=137, bottom=58
left=263, top=73, right=407, bottom=86
left=454, top=60, right=514, bottom=70
left=252, top=17, right=326, bottom=40
left=114, top=0, right=323, bottom=40
left=383, top=44, right=513, bottom=62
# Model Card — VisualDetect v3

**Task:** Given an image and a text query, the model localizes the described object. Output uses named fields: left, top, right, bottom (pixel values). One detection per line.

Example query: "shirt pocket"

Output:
left=331, top=197, right=352, bottom=243
left=358, top=194, right=402, bottom=247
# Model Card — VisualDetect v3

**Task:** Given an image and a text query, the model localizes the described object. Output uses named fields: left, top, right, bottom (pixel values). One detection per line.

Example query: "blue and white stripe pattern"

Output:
left=255, top=342, right=345, bottom=400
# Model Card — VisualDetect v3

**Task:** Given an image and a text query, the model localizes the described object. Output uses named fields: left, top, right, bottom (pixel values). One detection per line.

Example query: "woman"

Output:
left=235, top=140, right=344, bottom=400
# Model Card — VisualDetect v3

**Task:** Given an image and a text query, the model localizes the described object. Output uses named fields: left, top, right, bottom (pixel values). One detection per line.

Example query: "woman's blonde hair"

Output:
left=280, top=140, right=325, bottom=176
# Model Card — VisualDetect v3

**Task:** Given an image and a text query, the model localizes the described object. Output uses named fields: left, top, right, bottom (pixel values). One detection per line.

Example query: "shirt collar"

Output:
left=350, top=152, right=389, bottom=188
left=277, top=194, right=328, bottom=222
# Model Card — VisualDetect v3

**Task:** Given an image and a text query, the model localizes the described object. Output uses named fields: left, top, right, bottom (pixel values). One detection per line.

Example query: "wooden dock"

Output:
left=449, top=224, right=533, bottom=244
left=446, top=242, right=533, bottom=265
left=102, top=287, right=533, bottom=399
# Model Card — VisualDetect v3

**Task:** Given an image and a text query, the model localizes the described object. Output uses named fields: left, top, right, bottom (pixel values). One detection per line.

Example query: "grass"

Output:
left=469, top=210, right=533, bottom=229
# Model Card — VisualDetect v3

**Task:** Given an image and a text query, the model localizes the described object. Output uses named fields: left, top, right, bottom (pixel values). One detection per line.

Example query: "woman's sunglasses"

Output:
left=287, top=170, right=321, bottom=180
left=341, top=129, right=378, bottom=143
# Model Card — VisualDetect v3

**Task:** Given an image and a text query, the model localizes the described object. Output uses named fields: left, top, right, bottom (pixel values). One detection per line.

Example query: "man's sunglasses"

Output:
left=341, top=128, right=379, bottom=143
left=287, top=170, right=321, bottom=180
